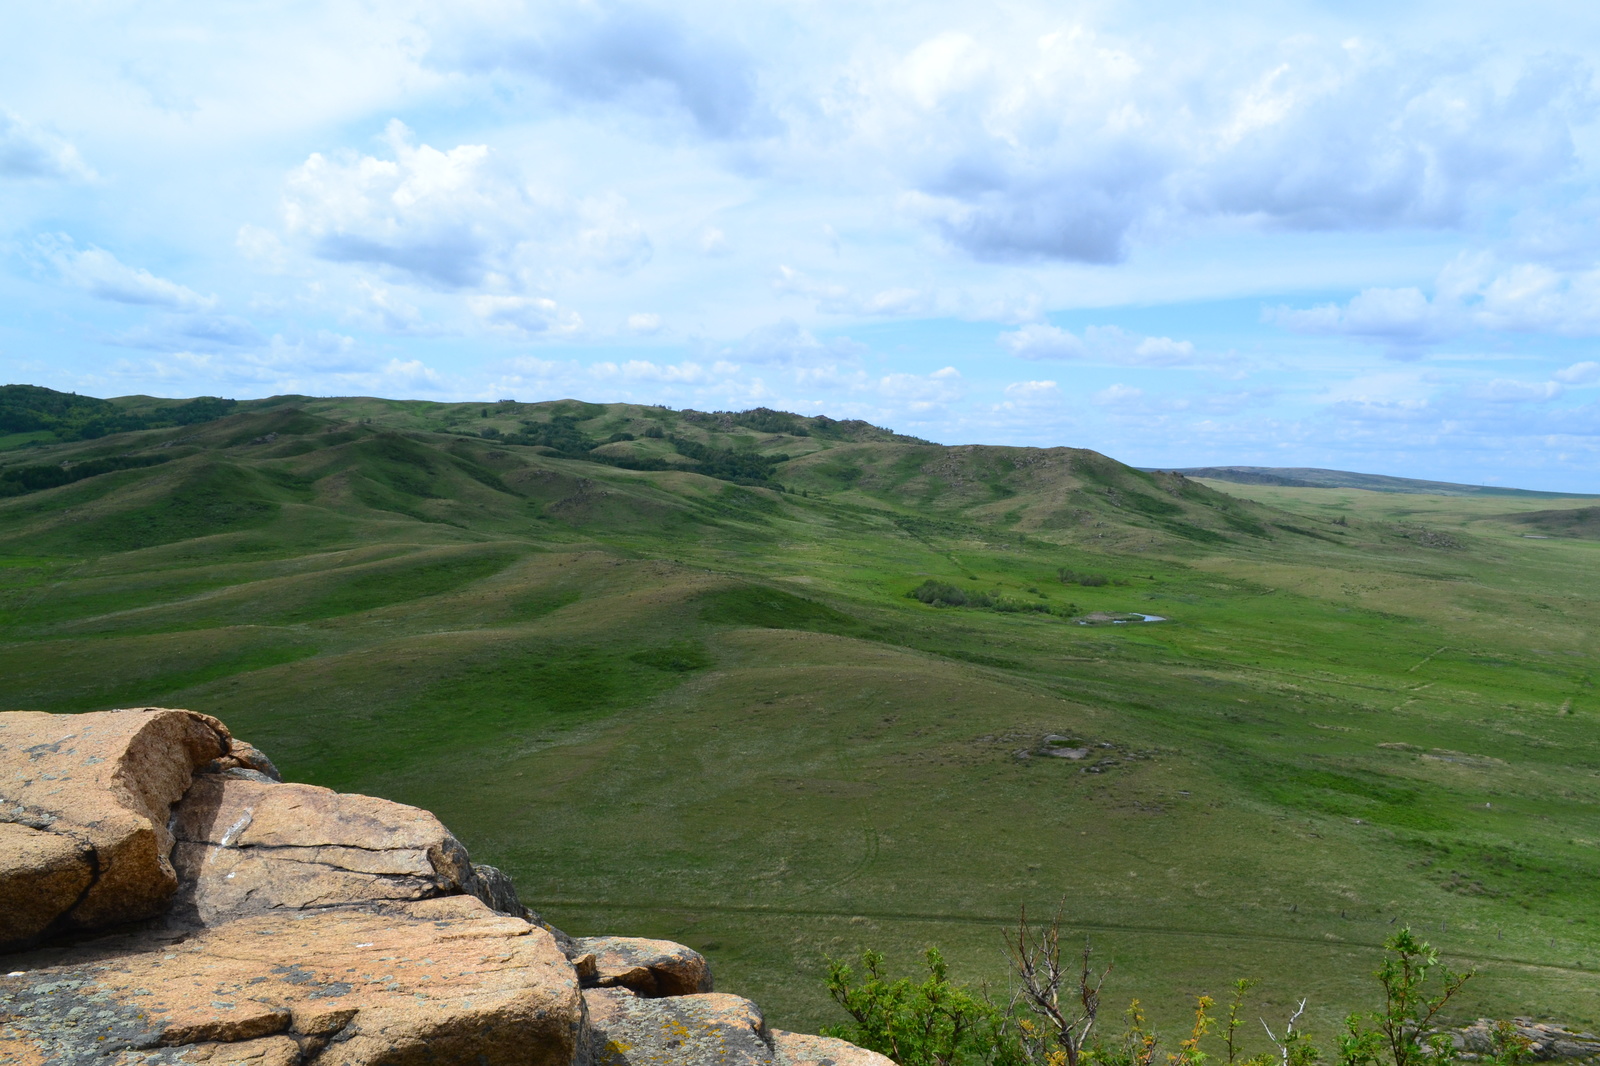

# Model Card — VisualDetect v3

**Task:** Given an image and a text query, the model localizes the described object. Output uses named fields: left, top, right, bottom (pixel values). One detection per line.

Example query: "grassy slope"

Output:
left=1, top=398, right=1597, bottom=1044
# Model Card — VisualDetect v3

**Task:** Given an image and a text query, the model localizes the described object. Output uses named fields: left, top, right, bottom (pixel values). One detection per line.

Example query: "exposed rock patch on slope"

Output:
left=0, top=707, right=891, bottom=1066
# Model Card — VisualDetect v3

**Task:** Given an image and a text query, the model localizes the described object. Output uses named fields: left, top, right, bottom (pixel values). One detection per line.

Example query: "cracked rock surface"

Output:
left=1, top=896, right=581, bottom=1066
left=0, top=708, right=888, bottom=1066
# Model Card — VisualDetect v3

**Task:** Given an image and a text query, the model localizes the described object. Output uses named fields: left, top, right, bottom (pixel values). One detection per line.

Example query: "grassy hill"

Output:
left=1163, top=465, right=1600, bottom=499
left=2, top=388, right=1597, bottom=1043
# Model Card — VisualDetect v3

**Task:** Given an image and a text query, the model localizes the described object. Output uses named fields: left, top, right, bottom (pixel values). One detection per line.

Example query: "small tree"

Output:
left=1339, top=928, right=1474, bottom=1066
left=1003, top=905, right=1112, bottom=1066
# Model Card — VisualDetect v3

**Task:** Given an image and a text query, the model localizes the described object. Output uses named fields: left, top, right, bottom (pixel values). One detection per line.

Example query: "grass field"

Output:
left=1, top=390, right=1597, bottom=1046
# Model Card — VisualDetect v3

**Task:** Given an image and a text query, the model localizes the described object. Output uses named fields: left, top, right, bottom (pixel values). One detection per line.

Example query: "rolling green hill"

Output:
left=2, top=387, right=1597, bottom=1044
left=1162, top=464, right=1600, bottom=499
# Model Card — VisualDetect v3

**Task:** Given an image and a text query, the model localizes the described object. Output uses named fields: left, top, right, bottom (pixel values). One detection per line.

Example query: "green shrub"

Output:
left=824, top=948, right=1016, bottom=1066
left=826, top=926, right=1528, bottom=1066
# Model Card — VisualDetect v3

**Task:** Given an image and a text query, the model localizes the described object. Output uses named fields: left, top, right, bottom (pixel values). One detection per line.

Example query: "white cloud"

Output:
left=450, top=1, right=771, bottom=138
left=352, top=280, right=426, bottom=333
left=773, top=265, right=931, bottom=317
left=1094, top=383, right=1145, bottom=406
left=0, top=111, right=92, bottom=181
left=35, top=235, right=215, bottom=310
left=861, top=34, right=1595, bottom=263
left=1554, top=361, right=1600, bottom=385
left=236, top=224, right=289, bottom=272
left=1002, top=379, right=1060, bottom=405
left=1270, top=287, right=1447, bottom=343
left=1465, top=378, right=1563, bottom=403
left=699, top=227, right=730, bottom=256
left=997, top=323, right=1087, bottom=360
left=470, top=295, right=583, bottom=336
left=112, top=314, right=264, bottom=352
left=282, top=120, right=648, bottom=290
left=998, top=323, right=1199, bottom=366
left=878, top=366, right=963, bottom=406
left=719, top=319, right=868, bottom=366
left=627, top=312, right=664, bottom=334
left=794, top=363, right=871, bottom=391
left=1273, top=253, right=1600, bottom=345
left=1132, top=335, right=1196, bottom=363
left=590, top=359, right=712, bottom=384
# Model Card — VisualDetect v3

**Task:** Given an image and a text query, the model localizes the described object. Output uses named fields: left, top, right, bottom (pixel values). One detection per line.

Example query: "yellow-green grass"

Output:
left=1, top=397, right=1596, bottom=1046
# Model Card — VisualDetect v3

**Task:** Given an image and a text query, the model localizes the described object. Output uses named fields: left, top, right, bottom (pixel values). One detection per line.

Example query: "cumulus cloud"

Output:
left=283, top=121, right=649, bottom=290
left=470, top=295, right=583, bottom=336
left=349, top=280, right=426, bottom=333
left=1094, top=383, right=1145, bottom=406
left=590, top=359, right=729, bottom=384
left=1272, top=253, right=1600, bottom=346
left=878, top=366, right=964, bottom=408
left=112, top=314, right=265, bottom=352
left=1555, top=361, right=1600, bottom=385
left=998, top=323, right=1199, bottom=366
left=996, top=323, right=1086, bottom=360
left=448, top=2, right=769, bottom=138
left=718, top=319, right=868, bottom=365
left=1002, top=379, right=1060, bottom=405
left=1464, top=378, right=1563, bottom=403
left=0, top=112, right=92, bottom=181
left=626, top=312, right=663, bottom=334
left=856, top=33, right=1596, bottom=263
left=774, top=266, right=930, bottom=316
left=36, top=235, right=215, bottom=310
left=699, top=228, right=730, bottom=256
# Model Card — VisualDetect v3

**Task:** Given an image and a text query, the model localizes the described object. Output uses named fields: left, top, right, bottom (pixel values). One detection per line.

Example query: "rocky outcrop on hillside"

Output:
left=1449, top=1020, right=1600, bottom=1065
left=0, top=707, right=891, bottom=1066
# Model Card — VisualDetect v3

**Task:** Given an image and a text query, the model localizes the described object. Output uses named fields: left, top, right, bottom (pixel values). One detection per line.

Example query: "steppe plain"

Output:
left=1, top=388, right=1596, bottom=1042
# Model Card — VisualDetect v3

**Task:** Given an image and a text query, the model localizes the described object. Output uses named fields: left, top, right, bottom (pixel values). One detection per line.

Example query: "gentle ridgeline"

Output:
left=0, top=707, right=889, bottom=1066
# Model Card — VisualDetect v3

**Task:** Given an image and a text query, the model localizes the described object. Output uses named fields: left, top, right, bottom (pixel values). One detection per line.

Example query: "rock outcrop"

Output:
left=0, top=708, right=232, bottom=950
left=0, top=707, right=890, bottom=1066
left=574, top=936, right=715, bottom=997
left=583, top=987, right=893, bottom=1066
left=1449, top=1020, right=1600, bottom=1064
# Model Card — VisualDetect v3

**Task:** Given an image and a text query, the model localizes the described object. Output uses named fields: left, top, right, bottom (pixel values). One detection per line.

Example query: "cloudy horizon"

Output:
left=4, top=1, right=1600, bottom=490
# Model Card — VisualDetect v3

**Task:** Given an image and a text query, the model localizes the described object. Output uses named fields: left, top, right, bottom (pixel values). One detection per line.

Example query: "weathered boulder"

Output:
left=772, top=1030, right=897, bottom=1066
left=0, top=895, right=583, bottom=1065
left=1450, top=1019, right=1600, bottom=1063
left=585, top=988, right=774, bottom=1066
left=168, top=774, right=478, bottom=926
left=1, top=707, right=890, bottom=1066
left=573, top=936, right=714, bottom=996
left=0, top=708, right=231, bottom=950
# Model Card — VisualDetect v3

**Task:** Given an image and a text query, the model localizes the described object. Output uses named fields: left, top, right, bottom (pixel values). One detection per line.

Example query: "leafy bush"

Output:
left=911, top=580, right=989, bottom=608
left=824, top=948, right=1014, bottom=1066
left=827, top=924, right=1531, bottom=1066
left=1058, top=568, right=1109, bottom=587
left=910, top=580, right=1069, bottom=616
left=724, top=407, right=812, bottom=436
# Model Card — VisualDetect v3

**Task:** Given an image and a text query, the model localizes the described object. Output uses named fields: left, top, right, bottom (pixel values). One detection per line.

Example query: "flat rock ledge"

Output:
left=0, top=708, right=891, bottom=1066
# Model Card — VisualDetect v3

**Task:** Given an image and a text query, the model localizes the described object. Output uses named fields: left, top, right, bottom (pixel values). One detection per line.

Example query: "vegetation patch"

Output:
left=0, top=454, right=171, bottom=497
left=629, top=640, right=714, bottom=673
left=0, top=385, right=236, bottom=445
left=698, top=585, right=866, bottom=634
left=910, top=578, right=1072, bottom=616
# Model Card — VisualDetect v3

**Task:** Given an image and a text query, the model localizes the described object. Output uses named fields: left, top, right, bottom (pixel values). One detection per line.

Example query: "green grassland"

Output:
left=1, top=389, right=1597, bottom=1045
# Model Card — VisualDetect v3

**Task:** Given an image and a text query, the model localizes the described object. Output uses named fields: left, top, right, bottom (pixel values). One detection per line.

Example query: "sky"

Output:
left=3, top=2, right=1600, bottom=489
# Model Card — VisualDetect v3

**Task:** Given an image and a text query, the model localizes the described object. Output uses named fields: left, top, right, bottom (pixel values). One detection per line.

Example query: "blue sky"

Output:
left=4, top=2, right=1600, bottom=489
